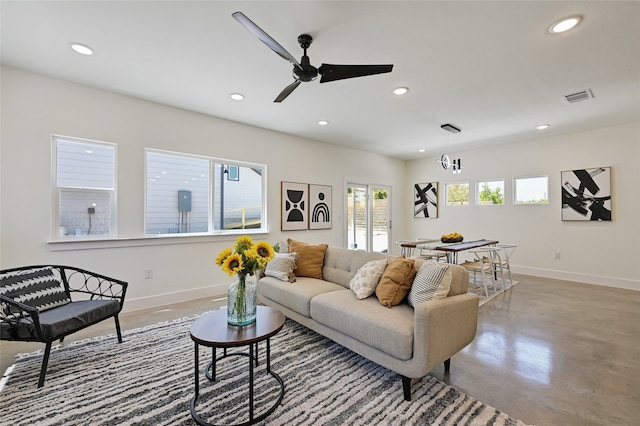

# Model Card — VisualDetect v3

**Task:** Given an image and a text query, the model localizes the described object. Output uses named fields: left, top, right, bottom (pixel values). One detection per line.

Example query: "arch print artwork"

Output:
left=309, top=184, right=332, bottom=229
left=281, top=182, right=332, bottom=230
left=281, top=181, right=308, bottom=230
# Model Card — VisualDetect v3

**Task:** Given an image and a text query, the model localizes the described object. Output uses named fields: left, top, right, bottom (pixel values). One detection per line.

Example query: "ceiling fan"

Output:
left=232, top=12, right=394, bottom=103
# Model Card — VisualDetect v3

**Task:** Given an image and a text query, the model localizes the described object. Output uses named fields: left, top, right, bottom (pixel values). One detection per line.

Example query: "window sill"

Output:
left=47, top=231, right=270, bottom=251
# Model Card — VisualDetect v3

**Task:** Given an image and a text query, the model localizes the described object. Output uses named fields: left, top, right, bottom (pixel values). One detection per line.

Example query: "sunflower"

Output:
left=215, top=247, right=232, bottom=266
left=255, top=241, right=275, bottom=265
left=221, top=253, right=243, bottom=276
left=235, top=235, right=254, bottom=253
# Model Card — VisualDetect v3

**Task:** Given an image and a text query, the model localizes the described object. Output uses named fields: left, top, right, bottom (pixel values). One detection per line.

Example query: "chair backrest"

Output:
left=469, top=247, right=503, bottom=265
left=496, top=244, right=517, bottom=262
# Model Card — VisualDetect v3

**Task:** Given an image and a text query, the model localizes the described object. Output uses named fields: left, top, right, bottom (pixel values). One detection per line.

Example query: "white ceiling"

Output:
left=2, top=1, right=639, bottom=160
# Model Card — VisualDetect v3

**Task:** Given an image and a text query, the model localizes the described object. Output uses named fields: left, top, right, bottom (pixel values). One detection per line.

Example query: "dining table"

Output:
left=413, top=239, right=499, bottom=264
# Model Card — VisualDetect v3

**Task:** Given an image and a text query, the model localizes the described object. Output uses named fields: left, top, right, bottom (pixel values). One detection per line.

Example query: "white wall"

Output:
left=405, top=122, right=640, bottom=290
left=0, top=66, right=406, bottom=310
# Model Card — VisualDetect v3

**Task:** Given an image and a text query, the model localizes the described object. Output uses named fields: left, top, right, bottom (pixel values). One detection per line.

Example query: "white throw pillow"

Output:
left=264, top=252, right=299, bottom=282
left=407, top=263, right=453, bottom=307
left=349, top=258, right=388, bottom=299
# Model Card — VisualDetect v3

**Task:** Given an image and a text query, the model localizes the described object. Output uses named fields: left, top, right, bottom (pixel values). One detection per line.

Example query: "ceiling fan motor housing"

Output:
left=293, top=34, right=318, bottom=82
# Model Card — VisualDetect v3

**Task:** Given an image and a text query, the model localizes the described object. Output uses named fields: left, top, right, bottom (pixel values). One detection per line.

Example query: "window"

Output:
left=477, top=179, right=505, bottom=205
left=53, top=135, right=116, bottom=239
left=445, top=183, right=469, bottom=206
left=514, top=176, right=549, bottom=204
left=145, top=150, right=266, bottom=235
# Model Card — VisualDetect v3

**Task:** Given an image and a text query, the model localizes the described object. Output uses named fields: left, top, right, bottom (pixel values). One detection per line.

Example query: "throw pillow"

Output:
left=287, top=239, right=328, bottom=279
left=349, top=258, right=388, bottom=299
left=0, top=267, right=71, bottom=316
left=375, top=257, right=417, bottom=308
left=264, top=252, right=299, bottom=282
left=407, top=263, right=453, bottom=307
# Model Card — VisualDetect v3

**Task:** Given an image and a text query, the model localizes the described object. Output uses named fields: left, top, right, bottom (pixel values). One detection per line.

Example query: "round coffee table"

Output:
left=189, top=306, right=285, bottom=426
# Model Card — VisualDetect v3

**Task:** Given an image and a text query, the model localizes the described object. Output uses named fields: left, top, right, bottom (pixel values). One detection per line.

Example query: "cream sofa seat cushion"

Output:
left=258, top=276, right=343, bottom=317
left=310, top=289, right=414, bottom=360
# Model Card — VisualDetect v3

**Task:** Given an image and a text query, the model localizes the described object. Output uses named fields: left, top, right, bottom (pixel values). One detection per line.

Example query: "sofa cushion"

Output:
left=1, top=299, right=120, bottom=340
left=264, top=252, right=299, bottom=282
left=349, top=258, right=388, bottom=299
left=375, top=257, right=417, bottom=307
left=259, top=276, right=344, bottom=317
left=287, top=239, right=328, bottom=279
left=0, top=267, right=70, bottom=316
left=407, top=262, right=452, bottom=307
left=310, top=289, right=414, bottom=360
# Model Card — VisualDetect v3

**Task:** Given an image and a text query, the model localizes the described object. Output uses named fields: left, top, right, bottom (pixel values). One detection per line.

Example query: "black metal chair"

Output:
left=0, top=265, right=127, bottom=387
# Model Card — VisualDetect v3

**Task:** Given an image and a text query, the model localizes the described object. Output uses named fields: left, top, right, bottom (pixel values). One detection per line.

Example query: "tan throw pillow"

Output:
left=264, top=252, right=299, bottom=282
left=375, top=257, right=417, bottom=307
left=287, top=239, right=328, bottom=279
left=407, top=263, right=453, bottom=307
left=349, top=258, right=388, bottom=299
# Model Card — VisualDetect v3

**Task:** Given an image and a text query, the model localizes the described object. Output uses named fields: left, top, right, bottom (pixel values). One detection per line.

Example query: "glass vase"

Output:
left=227, top=277, right=257, bottom=326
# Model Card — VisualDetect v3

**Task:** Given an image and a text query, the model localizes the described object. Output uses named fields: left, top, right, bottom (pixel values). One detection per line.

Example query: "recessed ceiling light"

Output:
left=70, top=43, right=93, bottom=55
left=318, top=120, right=329, bottom=126
left=418, top=149, right=426, bottom=153
left=230, top=93, right=244, bottom=101
left=549, top=15, right=582, bottom=34
left=536, top=124, right=550, bottom=130
left=392, top=87, right=409, bottom=96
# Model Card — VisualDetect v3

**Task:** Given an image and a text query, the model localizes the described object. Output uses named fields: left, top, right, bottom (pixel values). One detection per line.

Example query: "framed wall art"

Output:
left=561, top=166, right=611, bottom=221
left=281, top=181, right=308, bottom=230
left=414, top=182, right=438, bottom=218
left=309, top=184, right=332, bottom=229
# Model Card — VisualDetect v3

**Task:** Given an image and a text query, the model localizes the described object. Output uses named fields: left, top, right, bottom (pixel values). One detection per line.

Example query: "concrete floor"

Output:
left=1, top=274, right=638, bottom=425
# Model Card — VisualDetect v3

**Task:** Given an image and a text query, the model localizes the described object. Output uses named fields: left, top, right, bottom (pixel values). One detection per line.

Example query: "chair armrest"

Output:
left=0, top=294, right=46, bottom=341
left=412, top=293, right=479, bottom=372
left=56, top=266, right=128, bottom=308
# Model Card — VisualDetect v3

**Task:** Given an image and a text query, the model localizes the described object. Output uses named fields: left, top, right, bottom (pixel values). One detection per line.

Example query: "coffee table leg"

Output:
left=194, top=342, right=200, bottom=395
left=266, top=338, right=271, bottom=373
left=249, top=343, right=254, bottom=422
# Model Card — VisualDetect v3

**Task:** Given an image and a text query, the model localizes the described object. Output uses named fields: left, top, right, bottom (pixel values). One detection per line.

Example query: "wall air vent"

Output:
left=564, top=89, right=593, bottom=103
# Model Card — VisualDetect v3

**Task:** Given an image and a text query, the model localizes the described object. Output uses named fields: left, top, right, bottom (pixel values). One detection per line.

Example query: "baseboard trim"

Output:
left=513, top=266, right=639, bottom=291
left=122, top=283, right=228, bottom=313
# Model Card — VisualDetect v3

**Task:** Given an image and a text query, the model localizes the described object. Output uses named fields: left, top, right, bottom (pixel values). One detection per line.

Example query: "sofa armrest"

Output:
left=412, top=293, right=479, bottom=373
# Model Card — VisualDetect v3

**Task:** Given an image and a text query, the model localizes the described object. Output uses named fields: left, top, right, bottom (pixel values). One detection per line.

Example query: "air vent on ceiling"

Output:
left=564, top=89, right=594, bottom=103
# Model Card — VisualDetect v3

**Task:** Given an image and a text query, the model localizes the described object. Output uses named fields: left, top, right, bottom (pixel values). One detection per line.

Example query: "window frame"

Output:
left=51, top=135, right=117, bottom=240
left=513, top=175, right=549, bottom=205
left=144, top=148, right=268, bottom=236
left=476, top=178, right=506, bottom=206
left=445, top=182, right=470, bottom=206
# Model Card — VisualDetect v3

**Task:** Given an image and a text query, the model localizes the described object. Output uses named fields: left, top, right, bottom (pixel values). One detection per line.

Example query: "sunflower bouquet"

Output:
left=216, top=236, right=276, bottom=325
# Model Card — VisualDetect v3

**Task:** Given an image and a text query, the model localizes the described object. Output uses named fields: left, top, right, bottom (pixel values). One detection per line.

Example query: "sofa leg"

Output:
left=38, top=342, right=53, bottom=388
left=401, top=376, right=411, bottom=401
left=444, top=358, right=451, bottom=372
left=114, top=315, right=123, bottom=343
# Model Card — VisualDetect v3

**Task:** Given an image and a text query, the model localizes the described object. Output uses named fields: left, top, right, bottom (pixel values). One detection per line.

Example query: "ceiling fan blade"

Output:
left=318, top=64, right=393, bottom=83
left=274, top=80, right=301, bottom=103
left=232, top=12, right=302, bottom=70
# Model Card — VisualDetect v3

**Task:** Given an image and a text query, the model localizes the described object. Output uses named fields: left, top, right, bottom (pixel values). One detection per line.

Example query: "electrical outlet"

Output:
left=144, top=269, right=153, bottom=279
left=553, top=252, right=561, bottom=260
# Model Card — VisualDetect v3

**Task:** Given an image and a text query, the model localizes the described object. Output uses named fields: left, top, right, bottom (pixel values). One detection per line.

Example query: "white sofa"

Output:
left=258, top=245, right=479, bottom=400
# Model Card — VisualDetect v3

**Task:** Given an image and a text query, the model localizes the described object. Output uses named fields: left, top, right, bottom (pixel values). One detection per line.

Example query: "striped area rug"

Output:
left=1, top=315, right=528, bottom=426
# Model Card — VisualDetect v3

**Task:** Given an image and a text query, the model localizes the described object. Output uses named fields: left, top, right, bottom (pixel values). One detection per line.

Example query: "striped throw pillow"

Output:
left=407, top=263, right=453, bottom=307
left=0, top=267, right=71, bottom=317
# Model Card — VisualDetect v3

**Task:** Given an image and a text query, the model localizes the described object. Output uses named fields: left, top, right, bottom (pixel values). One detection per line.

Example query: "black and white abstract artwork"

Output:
left=281, top=181, right=308, bottom=230
left=309, top=184, right=332, bottom=229
left=414, top=182, right=438, bottom=218
left=561, top=167, right=612, bottom=221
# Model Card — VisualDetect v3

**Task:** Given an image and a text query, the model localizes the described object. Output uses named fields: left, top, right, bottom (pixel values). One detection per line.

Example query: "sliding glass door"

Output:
left=346, top=183, right=391, bottom=253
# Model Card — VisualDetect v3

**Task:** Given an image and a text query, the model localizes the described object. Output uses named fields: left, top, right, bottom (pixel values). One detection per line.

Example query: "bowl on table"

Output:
left=441, top=236, right=463, bottom=243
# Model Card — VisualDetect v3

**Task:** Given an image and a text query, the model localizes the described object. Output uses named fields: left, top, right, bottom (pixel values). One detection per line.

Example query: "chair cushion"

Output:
left=1, top=300, right=120, bottom=340
left=0, top=267, right=70, bottom=316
